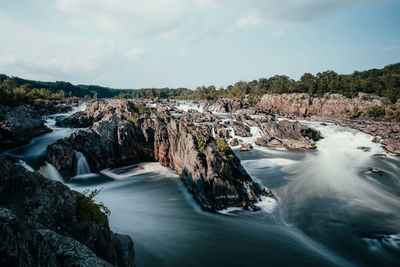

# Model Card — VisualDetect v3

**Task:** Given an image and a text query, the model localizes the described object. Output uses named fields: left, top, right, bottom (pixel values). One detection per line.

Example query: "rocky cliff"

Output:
left=0, top=105, right=51, bottom=150
left=256, top=93, right=400, bottom=154
left=47, top=100, right=272, bottom=211
left=0, top=154, right=135, bottom=266
left=257, top=93, right=387, bottom=118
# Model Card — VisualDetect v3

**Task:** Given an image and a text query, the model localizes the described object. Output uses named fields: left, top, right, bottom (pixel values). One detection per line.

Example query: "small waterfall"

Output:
left=75, top=151, right=91, bottom=176
left=41, top=162, right=64, bottom=182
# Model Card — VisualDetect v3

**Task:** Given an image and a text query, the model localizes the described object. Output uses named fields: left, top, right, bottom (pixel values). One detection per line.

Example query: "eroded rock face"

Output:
left=229, top=121, right=252, bottom=137
left=256, top=120, right=321, bottom=149
left=47, top=100, right=271, bottom=211
left=258, top=93, right=384, bottom=118
left=204, top=99, right=247, bottom=113
left=0, top=154, right=135, bottom=267
left=0, top=105, right=51, bottom=150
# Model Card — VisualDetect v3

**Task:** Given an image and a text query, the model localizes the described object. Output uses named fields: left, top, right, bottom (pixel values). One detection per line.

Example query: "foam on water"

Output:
left=280, top=121, right=400, bottom=213
left=75, top=151, right=91, bottom=176
left=175, top=101, right=204, bottom=113
left=18, top=159, right=35, bottom=172
left=101, top=162, right=179, bottom=180
left=40, top=161, right=64, bottom=182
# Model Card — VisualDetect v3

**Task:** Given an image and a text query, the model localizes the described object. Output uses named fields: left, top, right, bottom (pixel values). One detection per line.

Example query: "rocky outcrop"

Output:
left=257, top=93, right=400, bottom=154
left=257, top=93, right=384, bottom=118
left=229, top=121, right=252, bottom=137
left=240, top=143, right=253, bottom=151
left=256, top=120, right=321, bottom=149
left=0, top=154, right=135, bottom=266
left=0, top=105, right=51, bottom=150
left=47, top=100, right=272, bottom=211
left=204, top=99, right=248, bottom=113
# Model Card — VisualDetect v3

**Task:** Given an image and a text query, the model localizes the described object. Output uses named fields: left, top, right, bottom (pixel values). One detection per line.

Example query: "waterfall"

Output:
left=41, top=162, right=64, bottom=182
left=75, top=151, right=91, bottom=176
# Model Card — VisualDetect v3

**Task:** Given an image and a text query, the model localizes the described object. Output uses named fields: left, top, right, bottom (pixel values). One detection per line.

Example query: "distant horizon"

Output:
left=0, top=0, right=399, bottom=90
left=2, top=62, right=399, bottom=91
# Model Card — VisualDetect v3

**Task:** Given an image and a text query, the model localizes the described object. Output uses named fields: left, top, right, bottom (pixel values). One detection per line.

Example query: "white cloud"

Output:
left=236, top=15, right=262, bottom=28
left=51, top=0, right=372, bottom=39
left=124, top=48, right=144, bottom=60
left=0, top=10, right=115, bottom=82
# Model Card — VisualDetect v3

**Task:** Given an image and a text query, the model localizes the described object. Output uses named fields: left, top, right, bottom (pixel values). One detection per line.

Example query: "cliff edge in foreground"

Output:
left=0, top=154, right=135, bottom=267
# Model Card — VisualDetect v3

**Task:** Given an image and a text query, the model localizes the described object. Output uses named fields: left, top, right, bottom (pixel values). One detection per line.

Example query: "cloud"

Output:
left=124, top=48, right=144, bottom=60
left=51, top=0, right=372, bottom=39
left=0, top=11, right=115, bottom=82
left=236, top=15, right=262, bottom=28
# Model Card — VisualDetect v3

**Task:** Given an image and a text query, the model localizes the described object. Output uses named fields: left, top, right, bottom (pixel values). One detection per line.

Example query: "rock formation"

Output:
left=47, top=100, right=272, bottom=211
left=0, top=105, right=51, bottom=150
left=0, top=154, right=135, bottom=266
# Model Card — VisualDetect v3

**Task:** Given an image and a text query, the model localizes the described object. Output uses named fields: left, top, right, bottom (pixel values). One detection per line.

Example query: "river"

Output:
left=5, top=104, right=400, bottom=266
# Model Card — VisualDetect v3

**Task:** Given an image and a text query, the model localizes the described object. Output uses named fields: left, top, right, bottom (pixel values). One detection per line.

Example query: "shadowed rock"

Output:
left=0, top=154, right=135, bottom=266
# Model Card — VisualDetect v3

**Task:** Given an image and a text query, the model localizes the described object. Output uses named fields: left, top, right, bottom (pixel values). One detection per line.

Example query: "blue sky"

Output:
left=0, top=0, right=399, bottom=89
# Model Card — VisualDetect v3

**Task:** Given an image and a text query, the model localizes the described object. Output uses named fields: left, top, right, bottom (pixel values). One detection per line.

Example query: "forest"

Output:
left=1, top=63, right=399, bottom=106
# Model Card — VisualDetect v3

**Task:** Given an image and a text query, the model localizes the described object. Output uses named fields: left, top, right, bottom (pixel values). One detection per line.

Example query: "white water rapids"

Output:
left=6, top=103, right=400, bottom=266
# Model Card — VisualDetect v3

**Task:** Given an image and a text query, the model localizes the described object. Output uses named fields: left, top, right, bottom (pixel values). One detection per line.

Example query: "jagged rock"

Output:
left=382, top=138, right=400, bottom=155
left=240, top=143, right=253, bottom=151
left=56, top=111, right=93, bottom=128
left=179, top=109, right=217, bottom=123
left=0, top=105, right=51, bottom=150
left=256, top=93, right=400, bottom=155
left=369, top=168, right=384, bottom=176
left=229, top=121, right=252, bottom=137
left=255, top=136, right=284, bottom=148
left=230, top=138, right=239, bottom=146
left=256, top=120, right=320, bottom=149
left=372, top=137, right=380, bottom=143
left=357, top=146, right=371, bottom=152
left=47, top=100, right=273, bottom=211
left=204, top=99, right=247, bottom=113
left=232, top=113, right=258, bottom=126
left=0, top=154, right=135, bottom=266
left=258, top=93, right=384, bottom=118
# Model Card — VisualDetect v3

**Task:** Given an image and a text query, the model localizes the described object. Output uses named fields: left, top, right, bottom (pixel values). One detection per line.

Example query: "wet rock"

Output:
left=369, top=168, right=384, bottom=176
left=256, top=120, right=320, bottom=149
left=216, top=128, right=231, bottom=139
left=229, top=121, right=252, bottom=137
left=373, top=153, right=387, bottom=157
left=320, top=122, right=328, bottom=126
left=229, top=138, right=239, bottom=146
left=372, top=137, right=380, bottom=143
left=0, top=105, right=51, bottom=150
left=357, top=146, right=371, bottom=152
left=382, top=138, right=400, bottom=155
left=255, top=136, right=284, bottom=148
left=47, top=99, right=272, bottom=211
left=0, top=154, right=135, bottom=266
left=240, top=143, right=253, bottom=151
left=56, top=111, right=93, bottom=128
left=204, top=99, right=247, bottom=113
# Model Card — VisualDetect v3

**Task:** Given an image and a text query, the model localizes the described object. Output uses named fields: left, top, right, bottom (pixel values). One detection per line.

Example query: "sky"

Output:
left=0, top=0, right=399, bottom=89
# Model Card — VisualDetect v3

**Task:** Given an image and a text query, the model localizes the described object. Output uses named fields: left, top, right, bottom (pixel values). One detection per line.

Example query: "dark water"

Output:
left=6, top=108, right=400, bottom=267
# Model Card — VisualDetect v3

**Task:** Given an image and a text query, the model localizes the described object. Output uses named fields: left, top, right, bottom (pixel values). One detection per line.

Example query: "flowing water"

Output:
left=5, top=106, right=400, bottom=266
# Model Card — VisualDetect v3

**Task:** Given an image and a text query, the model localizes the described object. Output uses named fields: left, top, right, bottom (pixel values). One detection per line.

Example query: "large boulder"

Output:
left=0, top=105, right=51, bottom=150
left=256, top=120, right=321, bottom=149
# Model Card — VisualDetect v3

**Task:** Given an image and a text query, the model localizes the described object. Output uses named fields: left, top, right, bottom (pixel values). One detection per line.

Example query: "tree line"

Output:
left=1, top=63, right=399, bottom=106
